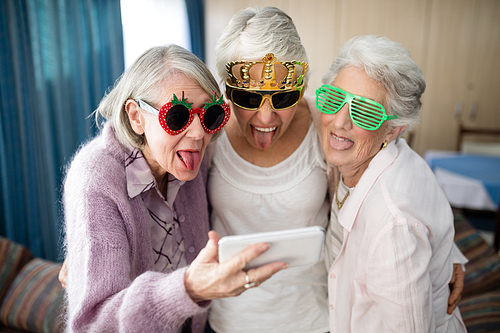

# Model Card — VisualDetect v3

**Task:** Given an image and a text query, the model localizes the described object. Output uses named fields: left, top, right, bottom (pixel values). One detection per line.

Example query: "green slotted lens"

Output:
left=315, top=84, right=397, bottom=131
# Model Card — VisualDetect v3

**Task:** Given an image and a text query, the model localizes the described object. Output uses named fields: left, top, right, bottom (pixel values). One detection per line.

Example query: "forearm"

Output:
left=66, top=260, right=208, bottom=333
left=64, top=188, right=207, bottom=332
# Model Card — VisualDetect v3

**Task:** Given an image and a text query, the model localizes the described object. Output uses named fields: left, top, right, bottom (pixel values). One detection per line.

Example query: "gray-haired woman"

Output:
left=62, top=45, right=286, bottom=333
left=318, top=35, right=467, bottom=332
left=205, top=7, right=466, bottom=333
left=206, top=6, right=331, bottom=332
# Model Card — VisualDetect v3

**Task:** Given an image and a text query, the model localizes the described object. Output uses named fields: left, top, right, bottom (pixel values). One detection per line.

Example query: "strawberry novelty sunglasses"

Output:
left=137, top=92, right=230, bottom=135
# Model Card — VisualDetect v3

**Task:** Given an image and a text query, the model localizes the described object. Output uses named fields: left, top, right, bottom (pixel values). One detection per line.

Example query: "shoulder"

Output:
left=361, top=141, right=452, bottom=233
left=64, top=123, right=127, bottom=194
left=384, top=140, right=445, bottom=201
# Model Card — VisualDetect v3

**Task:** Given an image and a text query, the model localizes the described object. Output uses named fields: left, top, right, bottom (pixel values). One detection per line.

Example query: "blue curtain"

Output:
left=0, top=0, right=124, bottom=261
left=185, top=0, right=205, bottom=62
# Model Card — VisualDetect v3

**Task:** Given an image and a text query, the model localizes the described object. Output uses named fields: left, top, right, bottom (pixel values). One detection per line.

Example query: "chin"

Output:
left=325, top=150, right=345, bottom=167
left=172, top=167, right=201, bottom=181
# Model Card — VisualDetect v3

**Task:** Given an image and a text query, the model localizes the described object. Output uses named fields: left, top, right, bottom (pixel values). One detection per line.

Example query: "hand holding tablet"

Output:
left=218, top=226, right=325, bottom=270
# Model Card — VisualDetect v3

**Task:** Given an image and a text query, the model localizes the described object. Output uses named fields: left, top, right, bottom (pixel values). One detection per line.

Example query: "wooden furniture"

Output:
left=456, top=123, right=500, bottom=251
left=456, top=123, right=500, bottom=152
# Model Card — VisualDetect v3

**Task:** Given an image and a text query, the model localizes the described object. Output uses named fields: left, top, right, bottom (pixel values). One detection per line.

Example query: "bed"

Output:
left=424, top=123, right=500, bottom=250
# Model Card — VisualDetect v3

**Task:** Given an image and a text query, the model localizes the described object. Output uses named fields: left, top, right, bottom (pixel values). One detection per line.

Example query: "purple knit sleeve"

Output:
left=64, top=134, right=209, bottom=333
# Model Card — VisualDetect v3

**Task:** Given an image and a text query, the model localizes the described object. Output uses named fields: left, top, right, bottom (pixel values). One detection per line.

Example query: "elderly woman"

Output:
left=206, top=6, right=331, bottom=333
left=205, top=7, right=466, bottom=333
left=317, top=35, right=467, bottom=332
left=62, top=45, right=286, bottom=333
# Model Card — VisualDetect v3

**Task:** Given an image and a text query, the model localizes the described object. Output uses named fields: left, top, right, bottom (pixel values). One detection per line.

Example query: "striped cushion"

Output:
left=459, top=289, right=500, bottom=333
left=454, top=213, right=500, bottom=298
left=0, top=237, right=33, bottom=302
left=0, top=258, right=65, bottom=333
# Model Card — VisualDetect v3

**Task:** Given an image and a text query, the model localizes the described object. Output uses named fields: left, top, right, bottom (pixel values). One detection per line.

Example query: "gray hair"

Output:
left=95, top=44, right=221, bottom=149
left=215, top=6, right=309, bottom=88
left=322, top=35, right=426, bottom=132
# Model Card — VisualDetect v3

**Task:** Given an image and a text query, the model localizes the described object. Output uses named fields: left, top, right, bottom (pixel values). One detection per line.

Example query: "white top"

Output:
left=208, top=121, right=330, bottom=333
left=324, top=177, right=352, bottom=270
left=327, top=139, right=467, bottom=333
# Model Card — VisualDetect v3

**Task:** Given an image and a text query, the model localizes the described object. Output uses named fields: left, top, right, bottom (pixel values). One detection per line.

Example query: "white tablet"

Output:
left=218, top=226, right=325, bottom=270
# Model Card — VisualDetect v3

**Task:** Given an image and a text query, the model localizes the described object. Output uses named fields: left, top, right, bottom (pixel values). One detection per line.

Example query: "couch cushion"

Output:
left=0, top=258, right=65, bottom=333
left=454, top=213, right=500, bottom=298
left=459, top=289, right=500, bottom=333
left=0, top=237, right=33, bottom=303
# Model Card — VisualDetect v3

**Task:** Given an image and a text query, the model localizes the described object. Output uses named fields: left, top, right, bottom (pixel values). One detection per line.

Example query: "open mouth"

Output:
left=330, top=133, right=354, bottom=150
left=254, top=126, right=277, bottom=133
left=177, top=150, right=201, bottom=171
left=251, top=125, right=278, bottom=149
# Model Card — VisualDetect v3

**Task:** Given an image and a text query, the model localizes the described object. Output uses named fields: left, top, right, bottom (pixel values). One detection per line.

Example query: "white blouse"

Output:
left=208, top=120, right=330, bottom=333
left=327, top=139, right=467, bottom=333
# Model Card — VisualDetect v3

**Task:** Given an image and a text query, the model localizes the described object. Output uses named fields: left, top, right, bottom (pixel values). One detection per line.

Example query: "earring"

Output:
left=380, top=140, right=388, bottom=150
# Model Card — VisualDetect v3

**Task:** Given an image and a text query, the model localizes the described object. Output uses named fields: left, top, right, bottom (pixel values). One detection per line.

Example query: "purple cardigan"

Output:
left=63, top=123, right=210, bottom=333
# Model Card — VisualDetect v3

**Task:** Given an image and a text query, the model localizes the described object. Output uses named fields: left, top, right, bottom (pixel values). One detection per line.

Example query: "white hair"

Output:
left=215, top=6, right=309, bottom=88
left=95, top=45, right=221, bottom=148
left=322, top=35, right=426, bottom=132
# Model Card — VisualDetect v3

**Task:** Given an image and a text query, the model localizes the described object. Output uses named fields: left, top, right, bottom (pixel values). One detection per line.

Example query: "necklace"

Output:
left=335, top=182, right=350, bottom=210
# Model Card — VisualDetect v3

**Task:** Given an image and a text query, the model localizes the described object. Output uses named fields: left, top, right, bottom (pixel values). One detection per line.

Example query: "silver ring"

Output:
left=244, top=273, right=256, bottom=289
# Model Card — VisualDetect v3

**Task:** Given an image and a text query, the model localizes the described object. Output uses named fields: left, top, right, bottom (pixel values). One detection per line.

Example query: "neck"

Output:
left=140, top=146, right=169, bottom=197
left=338, top=163, right=369, bottom=188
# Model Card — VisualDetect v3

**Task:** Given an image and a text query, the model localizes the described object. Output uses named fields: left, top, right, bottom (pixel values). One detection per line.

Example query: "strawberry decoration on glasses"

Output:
left=157, top=92, right=231, bottom=135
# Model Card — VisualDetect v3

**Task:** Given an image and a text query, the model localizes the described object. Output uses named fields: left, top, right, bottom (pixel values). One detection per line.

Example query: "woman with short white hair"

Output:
left=318, top=35, right=467, bottom=332
left=62, top=45, right=286, bottom=333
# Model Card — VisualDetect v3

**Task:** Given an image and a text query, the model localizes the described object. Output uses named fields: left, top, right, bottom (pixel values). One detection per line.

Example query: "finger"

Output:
left=451, top=266, right=465, bottom=299
left=447, top=272, right=464, bottom=314
left=455, top=265, right=465, bottom=289
left=193, top=231, right=220, bottom=264
left=225, top=242, right=271, bottom=272
left=245, top=261, right=288, bottom=287
left=58, top=260, right=68, bottom=288
left=208, top=230, right=221, bottom=244
left=58, top=269, right=67, bottom=289
left=447, top=294, right=461, bottom=314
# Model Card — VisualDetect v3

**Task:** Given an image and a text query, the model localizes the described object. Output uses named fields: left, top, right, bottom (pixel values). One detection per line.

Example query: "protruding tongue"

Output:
left=177, top=151, right=201, bottom=170
left=329, top=135, right=354, bottom=150
left=253, top=128, right=275, bottom=149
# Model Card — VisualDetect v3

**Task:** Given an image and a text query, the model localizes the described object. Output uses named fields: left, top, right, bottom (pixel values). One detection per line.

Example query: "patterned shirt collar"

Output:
left=125, top=147, right=185, bottom=203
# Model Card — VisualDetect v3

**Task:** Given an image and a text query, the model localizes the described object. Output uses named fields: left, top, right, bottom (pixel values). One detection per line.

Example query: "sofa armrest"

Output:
left=0, top=237, right=33, bottom=302
left=454, top=213, right=500, bottom=298
left=0, top=258, right=65, bottom=333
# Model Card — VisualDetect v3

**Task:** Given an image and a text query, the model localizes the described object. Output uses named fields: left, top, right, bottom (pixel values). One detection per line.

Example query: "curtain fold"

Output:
left=0, top=0, right=124, bottom=261
left=185, top=0, right=205, bottom=62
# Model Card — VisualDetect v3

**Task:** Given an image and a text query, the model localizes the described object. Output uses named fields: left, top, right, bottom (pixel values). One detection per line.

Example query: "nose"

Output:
left=255, top=98, right=275, bottom=124
left=186, top=114, right=206, bottom=140
left=333, top=103, right=352, bottom=130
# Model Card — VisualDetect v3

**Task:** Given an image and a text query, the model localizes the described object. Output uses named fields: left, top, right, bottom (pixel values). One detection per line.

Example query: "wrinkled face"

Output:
left=127, top=75, right=214, bottom=181
left=321, top=67, right=393, bottom=174
left=231, top=100, right=298, bottom=150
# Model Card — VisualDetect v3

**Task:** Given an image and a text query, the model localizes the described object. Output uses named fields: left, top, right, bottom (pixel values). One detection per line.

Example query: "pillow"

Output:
left=0, top=237, right=33, bottom=301
left=459, top=289, right=500, bottom=333
left=454, top=213, right=500, bottom=298
left=0, top=258, right=65, bottom=333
